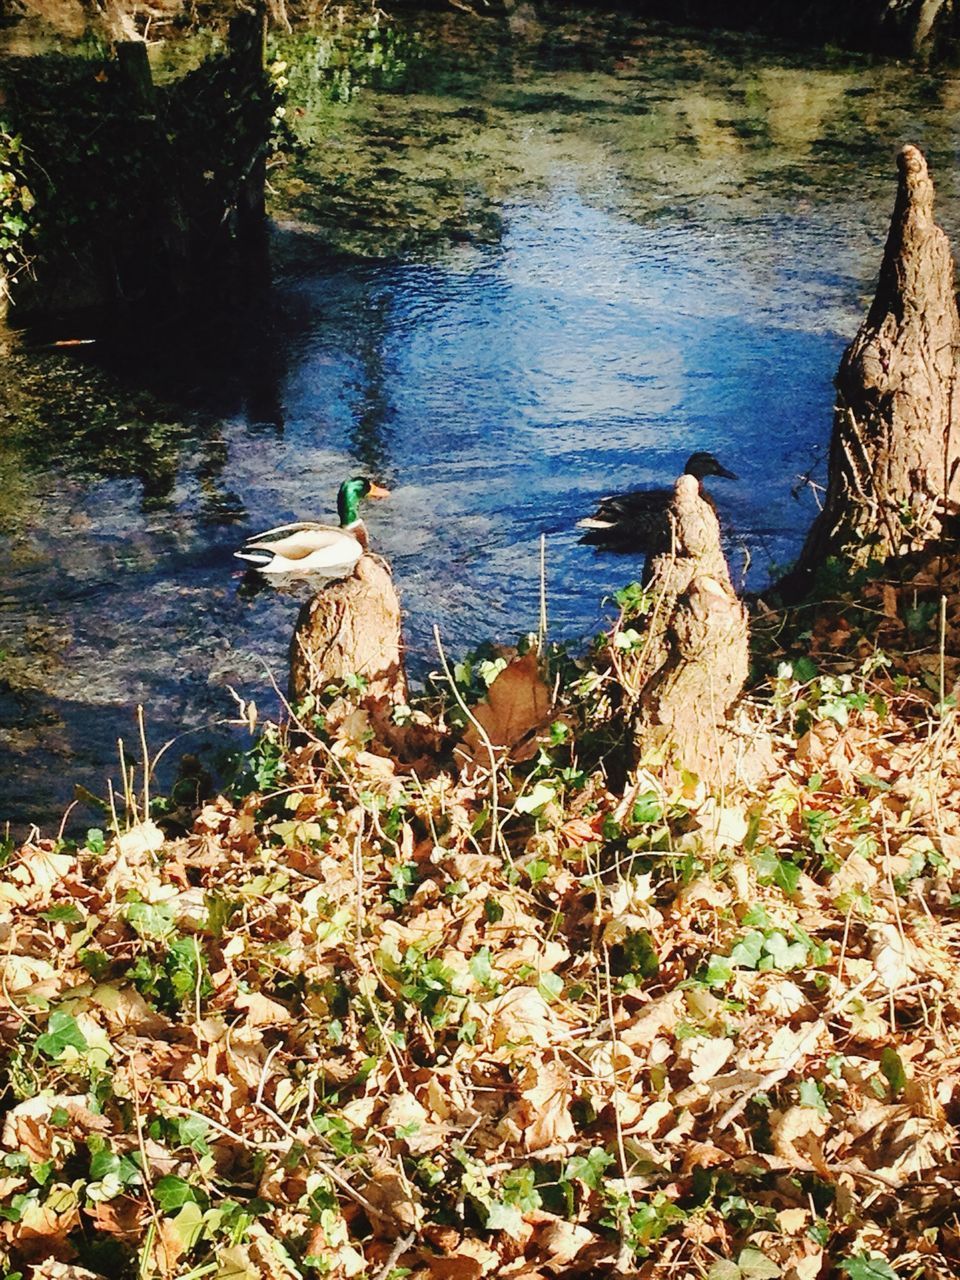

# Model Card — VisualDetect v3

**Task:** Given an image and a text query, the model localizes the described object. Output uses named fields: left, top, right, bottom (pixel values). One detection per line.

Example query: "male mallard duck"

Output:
left=577, top=452, right=737, bottom=551
left=235, top=476, right=390, bottom=578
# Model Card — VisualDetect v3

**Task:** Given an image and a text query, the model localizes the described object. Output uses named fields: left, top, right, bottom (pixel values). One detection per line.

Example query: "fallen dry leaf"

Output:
left=460, top=652, right=552, bottom=763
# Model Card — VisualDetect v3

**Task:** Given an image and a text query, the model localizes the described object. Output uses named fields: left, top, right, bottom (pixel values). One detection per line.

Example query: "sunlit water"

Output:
left=2, top=8, right=960, bottom=829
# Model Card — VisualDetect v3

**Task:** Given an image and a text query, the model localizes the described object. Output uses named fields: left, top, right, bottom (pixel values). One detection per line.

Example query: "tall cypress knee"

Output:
left=786, top=144, right=960, bottom=595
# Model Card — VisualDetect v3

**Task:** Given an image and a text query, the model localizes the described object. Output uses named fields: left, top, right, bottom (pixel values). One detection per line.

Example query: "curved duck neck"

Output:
left=347, top=519, right=369, bottom=550
left=338, top=485, right=362, bottom=526
left=338, top=482, right=371, bottom=549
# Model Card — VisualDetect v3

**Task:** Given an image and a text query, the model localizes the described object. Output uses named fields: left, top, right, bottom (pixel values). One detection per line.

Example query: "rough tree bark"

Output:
left=624, top=474, right=750, bottom=778
left=289, top=554, right=407, bottom=709
left=783, top=144, right=960, bottom=598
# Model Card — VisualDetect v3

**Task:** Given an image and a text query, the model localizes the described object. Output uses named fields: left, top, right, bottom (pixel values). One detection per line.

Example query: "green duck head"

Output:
left=684, top=452, right=738, bottom=481
left=337, top=476, right=391, bottom=527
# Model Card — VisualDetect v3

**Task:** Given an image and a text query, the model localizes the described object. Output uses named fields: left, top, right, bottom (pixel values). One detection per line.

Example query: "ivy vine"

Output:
left=0, top=121, right=35, bottom=298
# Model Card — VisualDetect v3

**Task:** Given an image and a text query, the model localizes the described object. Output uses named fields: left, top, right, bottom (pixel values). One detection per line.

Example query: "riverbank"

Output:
left=1, top=544, right=958, bottom=1277
left=6, top=0, right=960, bottom=61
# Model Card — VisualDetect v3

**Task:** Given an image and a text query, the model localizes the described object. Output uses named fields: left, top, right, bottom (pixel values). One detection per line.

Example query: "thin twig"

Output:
left=433, top=624, right=502, bottom=856
left=372, top=1231, right=416, bottom=1280
left=716, top=973, right=876, bottom=1131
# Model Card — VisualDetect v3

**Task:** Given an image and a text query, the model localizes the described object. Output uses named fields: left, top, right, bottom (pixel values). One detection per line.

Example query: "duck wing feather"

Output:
left=240, top=519, right=340, bottom=545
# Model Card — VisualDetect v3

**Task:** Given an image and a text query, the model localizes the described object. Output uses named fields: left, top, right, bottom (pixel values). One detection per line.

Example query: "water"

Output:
left=3, top=8, right=960, bottom=830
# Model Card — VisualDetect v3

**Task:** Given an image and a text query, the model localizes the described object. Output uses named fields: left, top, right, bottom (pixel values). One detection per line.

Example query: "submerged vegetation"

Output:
left=1, top=543, right=960, bottom=1278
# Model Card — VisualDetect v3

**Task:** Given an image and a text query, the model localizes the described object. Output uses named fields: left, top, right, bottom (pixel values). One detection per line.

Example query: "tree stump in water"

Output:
left=289, top=554, right=407, bottom=710
left=625, top=475, right=750, bottom=778
left=783, top=144, right=960, bottom=597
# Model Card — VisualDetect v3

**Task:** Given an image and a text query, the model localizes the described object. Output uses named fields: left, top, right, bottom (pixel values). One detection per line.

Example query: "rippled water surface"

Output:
left=3, top=8, right=960, bottom=828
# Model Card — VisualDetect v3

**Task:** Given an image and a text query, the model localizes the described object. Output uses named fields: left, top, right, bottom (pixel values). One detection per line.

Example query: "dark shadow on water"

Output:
left=0, top=683, right=247, bottom=836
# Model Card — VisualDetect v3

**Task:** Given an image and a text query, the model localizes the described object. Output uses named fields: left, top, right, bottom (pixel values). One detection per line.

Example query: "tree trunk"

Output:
left=289, top=554, right=407, bottom=710
left=624, top=475, right=750, bottom=779
left=784, top=144, right=960, bottom=597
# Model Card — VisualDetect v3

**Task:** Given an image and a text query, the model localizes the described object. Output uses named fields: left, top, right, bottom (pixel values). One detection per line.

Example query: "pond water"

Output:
left=2, top=7, right=960, bottom=831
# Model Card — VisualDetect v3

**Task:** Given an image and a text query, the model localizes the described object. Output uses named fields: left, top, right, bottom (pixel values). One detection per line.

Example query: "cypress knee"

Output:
left=626, top=474, right=750, bottom=777
left=289, top=555, right=407, bottom=709
left=785, top=144, right=960, bottom=596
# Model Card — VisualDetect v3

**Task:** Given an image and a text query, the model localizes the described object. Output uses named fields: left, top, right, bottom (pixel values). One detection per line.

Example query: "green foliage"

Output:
left=602, top=1187, right=686, bottom=1259
left=312, top=1111, right=362, bottom=1157
left=444, top=642, right=510, bottom=714
left=271, top=16, right=427, bottom=127
left=751, top=846, right=802, bottom=896
left=86, top=1139, right=143, bottom=1201
left=34, top=1011, right=87, bottom=1060
left=611, top=928, right=659, bottom=986
left=84, top=828, right=106, bottom=855
left=388, top=863, right=419, bottom=908
left=771, top=657, right=888, bottom=736
left=228, top=727, right=287, bottom=797
left=879, top=1047, right=907, bottom=1098
left=386, top=945, right=459, bottom=1027
left=703, top=922, right=828, bottom=987
left=125, top=900, right=176, bottom=940
left=152, top=1174, right=207, bottom=1214
left=39, top=904, right=84, bottom=926
left=614, top=581, right=655, bottom=619
left=0, top=121, right=34, bottom=290
left=839, top=1256, right=900, bottom=1280
left=561, top=1147, right=613, bottom=1193
left=128, top=934, right=212, bottom=1015
left=708, top=1249, right=781, bottom=1279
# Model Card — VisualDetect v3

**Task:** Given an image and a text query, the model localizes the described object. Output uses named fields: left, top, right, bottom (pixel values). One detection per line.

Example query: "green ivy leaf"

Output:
left=483, top=897, right=504, bottom=924
left=484, top=1199, right=524, bottom=1237
left=753, top=847, right=802, bottom=896
left=39, top=905, right=84, bottom=925
left=170, top=1200, right=205, bottom=1250
left=152, top=1175, right=201, bottom=1214
left=729, top=930, right=764, bottom=970
left=704, top=954, right=734, bottom=987
left=469, top=947, right=495, bottom=988
left=538, top=971, right=563, bottom=1002
left=174, top=1115, right=210, bottom=1155
left=707, top=1262, right=741, bottom=1280
left=792, top=656, right=818, bottom=683
left=35, top=1010, right=88, bottom=1059
left=85, top=828, right=106, bottom=854
left=515, top=781, right=556, bottom=816
left=88, top=1149, right=120, bottom=1181
left=773, top=858, right=802, bottom=896
left=741, top=903, right=772, bottom=929
left=124, top=901, right=175, bottom=939
left=562, top=1147, right=612, bottom=1192
left=839, top=1255, right=900, bottom=1280
left=797, top=1079, right=828, bottom=1117
left=761, top=931, right=809, bottom=971
left=631, top=792, right=662, bottom=824
left=738, top=1247, right=781, bottom=1278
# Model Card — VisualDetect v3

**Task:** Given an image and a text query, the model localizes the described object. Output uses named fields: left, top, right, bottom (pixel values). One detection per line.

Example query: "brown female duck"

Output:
left=577, top=452, right=737, bottom=551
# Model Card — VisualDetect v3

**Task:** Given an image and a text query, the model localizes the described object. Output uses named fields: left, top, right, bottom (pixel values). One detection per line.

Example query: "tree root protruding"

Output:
left=782, top=144, right=960, bottom=599
left=625, top=474, right=754, bottom=782
left=288, top=554, right=407, bottom=716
